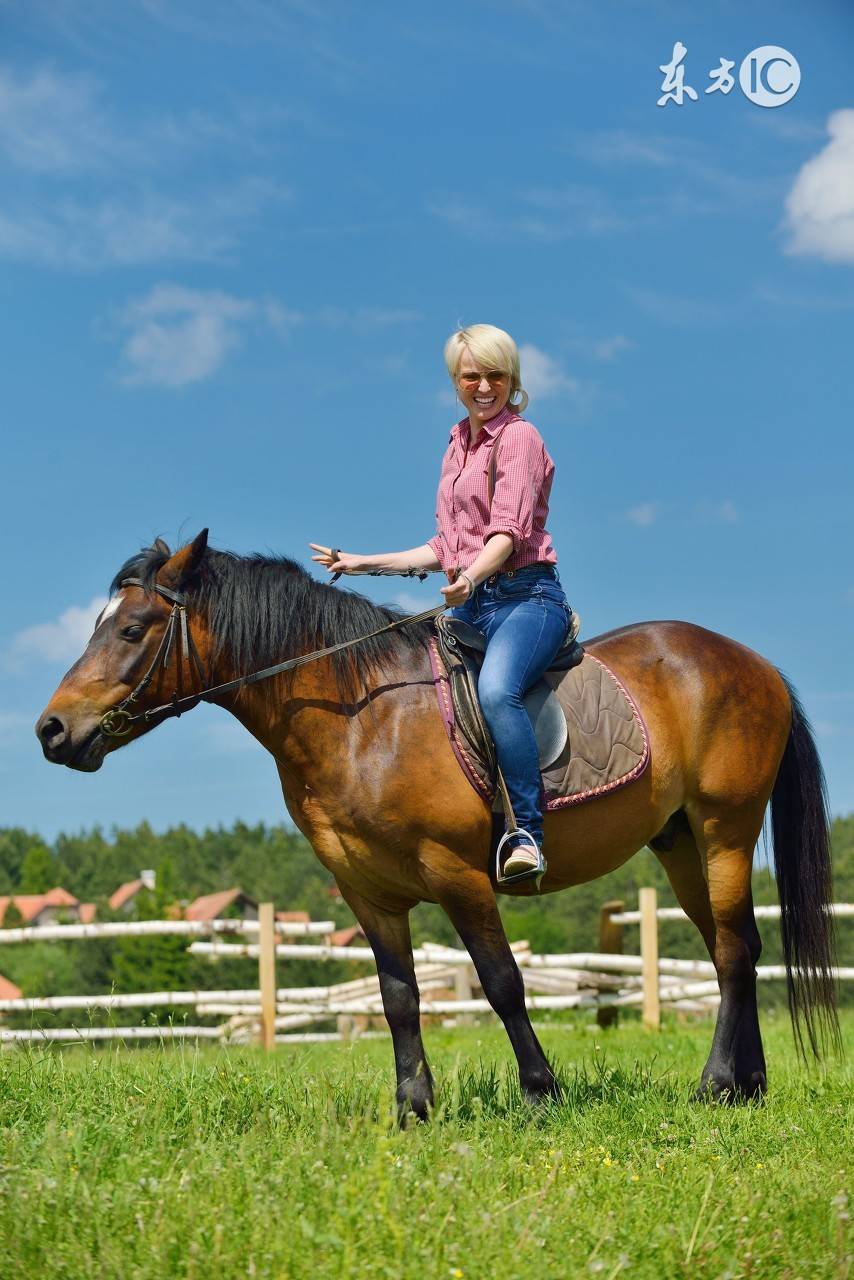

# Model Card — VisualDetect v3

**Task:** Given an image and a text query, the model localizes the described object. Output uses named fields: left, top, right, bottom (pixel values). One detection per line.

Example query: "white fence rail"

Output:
left=0, top=894, right=850, bottom=1045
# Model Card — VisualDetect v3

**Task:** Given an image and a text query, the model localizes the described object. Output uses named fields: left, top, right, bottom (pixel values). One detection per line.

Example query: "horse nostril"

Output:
left=38, top=714, right=68, bottom=750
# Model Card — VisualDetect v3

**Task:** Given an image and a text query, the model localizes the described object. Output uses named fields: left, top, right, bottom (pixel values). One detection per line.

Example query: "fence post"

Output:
left=258, top=903, right=276, bottom=1052
left=639, top=887, right=660, bottom=1030
left=596, top=899, right=625, bottom=1029
left=454, top=963, right=475, bottom=1027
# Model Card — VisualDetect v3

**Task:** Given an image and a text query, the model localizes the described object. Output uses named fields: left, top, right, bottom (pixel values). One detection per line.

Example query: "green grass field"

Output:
left=0, top=1012, right=851, bottom=1279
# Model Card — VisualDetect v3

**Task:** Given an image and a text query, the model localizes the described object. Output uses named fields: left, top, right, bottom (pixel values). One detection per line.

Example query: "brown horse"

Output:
left=35, top=530, right=838, bottom=1117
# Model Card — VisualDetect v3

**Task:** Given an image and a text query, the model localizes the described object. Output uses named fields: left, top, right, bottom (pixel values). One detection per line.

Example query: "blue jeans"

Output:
left=449, top=563, right=571, bottom=845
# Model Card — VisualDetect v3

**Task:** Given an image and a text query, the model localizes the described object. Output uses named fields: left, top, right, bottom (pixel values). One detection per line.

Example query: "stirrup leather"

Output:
left=495, top=827, right=547, bottom=887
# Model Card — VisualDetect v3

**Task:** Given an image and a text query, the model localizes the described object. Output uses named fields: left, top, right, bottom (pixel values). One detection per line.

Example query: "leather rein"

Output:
left=98, top=577, right=446, bottom=739
left=100, top=431, right=502, bottom=737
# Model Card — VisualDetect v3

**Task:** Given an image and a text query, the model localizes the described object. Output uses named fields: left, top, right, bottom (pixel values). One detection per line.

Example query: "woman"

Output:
left=310, top=323, right=571, bottom=883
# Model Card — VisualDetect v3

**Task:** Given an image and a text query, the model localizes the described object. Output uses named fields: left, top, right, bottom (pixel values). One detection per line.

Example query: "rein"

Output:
left=98, top=577, right=446, bottom=738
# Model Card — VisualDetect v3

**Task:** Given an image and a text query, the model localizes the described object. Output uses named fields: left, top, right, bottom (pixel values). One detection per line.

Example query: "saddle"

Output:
left=429, top=613, right=650, bottom=816
left=435, top=613, right=584, bottom=779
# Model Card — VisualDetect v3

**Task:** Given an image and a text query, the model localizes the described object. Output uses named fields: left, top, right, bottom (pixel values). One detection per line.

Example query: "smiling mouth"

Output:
left=474, top=396, right=496, bottom=407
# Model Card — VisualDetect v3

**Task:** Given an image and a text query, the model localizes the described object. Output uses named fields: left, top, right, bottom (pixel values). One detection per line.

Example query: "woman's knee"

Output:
left=477, top=669, right=523, bottom=719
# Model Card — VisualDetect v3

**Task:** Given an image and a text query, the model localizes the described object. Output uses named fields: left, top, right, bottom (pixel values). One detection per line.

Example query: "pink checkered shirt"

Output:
left=427, top=404, right=558, bottom=576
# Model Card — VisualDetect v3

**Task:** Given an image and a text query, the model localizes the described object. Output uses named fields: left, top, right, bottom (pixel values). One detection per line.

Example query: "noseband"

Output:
left=98, top=579, right=446, bottom=739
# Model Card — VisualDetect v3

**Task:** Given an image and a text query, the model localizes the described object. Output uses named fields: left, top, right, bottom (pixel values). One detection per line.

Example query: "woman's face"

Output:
left=456, top=347, right=511, bottom=428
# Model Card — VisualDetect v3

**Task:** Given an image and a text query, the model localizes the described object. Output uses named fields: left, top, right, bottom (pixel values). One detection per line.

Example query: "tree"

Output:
left=0, top=829, right=43, bottom=895
left=110, top=863, right=189, bottom=1007
left=17, top=844, right=56, bottom=894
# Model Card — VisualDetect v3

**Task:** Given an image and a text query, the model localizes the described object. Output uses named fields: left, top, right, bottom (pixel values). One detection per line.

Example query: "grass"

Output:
left=0, top=1011, right=851, bottom=1279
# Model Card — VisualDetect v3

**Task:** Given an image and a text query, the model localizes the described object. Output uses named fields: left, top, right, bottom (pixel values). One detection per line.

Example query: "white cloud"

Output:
left=0, top=65, right=291, bottom=269
left=626, top=503, right=657, bottom=527
left=115, top=285, right=424, bottom=388
left=784, top=109, right=854, bottom=265
left=0, top=180, right=290, bottom=270
left=391, top=592, right=429, bottom=614
left=518, top=344, right=579, bottom=399
left=714, top=499, right=738, bottom=524
left=429, top=186, right=629, bottom=241
left=316, top=306, right=421, bottom=331
left=696, top=498, right=739, bottom=524
left=11, top=596, right=108, bottom=665
left=0, top=65, right=133, bottom=175
left=592, top=334, right=632, bottom=362
left=119, top=284, right=258, bottom=387
left=626, top=286, right=729, bottom=327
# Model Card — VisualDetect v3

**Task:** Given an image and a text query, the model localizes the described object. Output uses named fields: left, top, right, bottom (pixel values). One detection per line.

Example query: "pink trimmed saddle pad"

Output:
left=427, top=639, right=650, bottom=811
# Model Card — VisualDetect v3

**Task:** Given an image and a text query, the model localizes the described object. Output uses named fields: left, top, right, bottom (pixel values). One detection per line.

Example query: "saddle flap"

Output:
left=442, top=616, right=487, bottom=653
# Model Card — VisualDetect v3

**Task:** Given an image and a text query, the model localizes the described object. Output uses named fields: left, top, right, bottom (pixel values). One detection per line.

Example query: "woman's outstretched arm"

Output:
left=309, top=543, right=441, bottom=577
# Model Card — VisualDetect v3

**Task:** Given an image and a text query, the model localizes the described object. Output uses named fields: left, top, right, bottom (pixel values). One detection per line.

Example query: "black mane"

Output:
left=110, top=539, right=432, bottom=703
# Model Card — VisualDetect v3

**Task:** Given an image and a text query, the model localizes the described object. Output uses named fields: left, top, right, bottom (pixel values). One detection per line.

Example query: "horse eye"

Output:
left=120, top=625, right=146, bottom=642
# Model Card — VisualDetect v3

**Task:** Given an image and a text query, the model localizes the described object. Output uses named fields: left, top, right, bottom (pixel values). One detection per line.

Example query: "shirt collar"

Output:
left=450, top=402, right=517, bottom=446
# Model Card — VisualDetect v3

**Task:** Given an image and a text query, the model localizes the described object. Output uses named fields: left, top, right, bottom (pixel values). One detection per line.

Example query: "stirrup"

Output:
left=495, top=827, right=547, bottom=887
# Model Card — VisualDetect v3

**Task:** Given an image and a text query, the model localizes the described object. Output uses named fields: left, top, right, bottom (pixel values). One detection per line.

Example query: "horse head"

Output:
left=35, top=529, right=211, bottom=772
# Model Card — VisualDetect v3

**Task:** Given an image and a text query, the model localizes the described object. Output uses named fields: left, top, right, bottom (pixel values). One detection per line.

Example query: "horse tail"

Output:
left=770, top=673, right=840, bottom=1057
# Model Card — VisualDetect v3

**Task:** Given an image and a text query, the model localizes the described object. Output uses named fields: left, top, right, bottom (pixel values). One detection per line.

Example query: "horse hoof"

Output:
left=523, top=1074, right=562, bottom=1105
left=396, top=1079, right=434, bottom=1125
left=692, top=1072, right=767, bottom=1105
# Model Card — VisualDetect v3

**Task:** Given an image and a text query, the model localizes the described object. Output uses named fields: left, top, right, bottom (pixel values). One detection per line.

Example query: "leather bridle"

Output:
left=98, top=577, right=445, bottom=739
left=98, top=578, right=209, bottom=738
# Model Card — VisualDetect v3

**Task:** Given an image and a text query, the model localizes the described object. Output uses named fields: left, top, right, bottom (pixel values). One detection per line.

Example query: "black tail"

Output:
left=770, top=674, right=839, bottom=1057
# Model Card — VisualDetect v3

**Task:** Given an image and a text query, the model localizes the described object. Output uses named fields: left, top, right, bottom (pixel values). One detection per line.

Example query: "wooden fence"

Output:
left=0, top=892, right=851, bottom=1046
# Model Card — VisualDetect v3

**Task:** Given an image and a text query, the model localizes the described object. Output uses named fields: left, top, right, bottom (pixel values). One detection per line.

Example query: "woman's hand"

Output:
left=309, top=544, right=363, bottom=576
left=440, top=574, right=474, bottom=607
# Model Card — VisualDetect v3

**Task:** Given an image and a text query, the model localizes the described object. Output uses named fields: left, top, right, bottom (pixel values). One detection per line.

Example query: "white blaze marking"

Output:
left=92, top=593, right=123, bottom=635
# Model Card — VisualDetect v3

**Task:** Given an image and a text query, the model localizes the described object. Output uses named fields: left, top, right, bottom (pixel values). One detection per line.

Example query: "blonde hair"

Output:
left=443, top=323, right=529, bottom=415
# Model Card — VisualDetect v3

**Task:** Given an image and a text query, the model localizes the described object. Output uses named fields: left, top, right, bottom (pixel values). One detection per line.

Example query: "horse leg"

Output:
left=338, top=887, right=434, bottom=1122
left=436, top=872, right=559, bottom=1102
left=685, top=803, right=767, bottom=1102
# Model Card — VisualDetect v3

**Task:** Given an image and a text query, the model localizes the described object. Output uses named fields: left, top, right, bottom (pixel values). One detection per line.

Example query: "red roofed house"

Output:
left=275, top=910, right=310, bottom=925
left=109, top=870, right=156, bottom=914
left=0, top=974, right=22, bottom=1000
left=329, top=924, right=366, bottom=948
left=109, top=879, right=143, bottom=912
left=184, top=888, right=258, bottom=923
left=0, top=887, right=83, bottom=928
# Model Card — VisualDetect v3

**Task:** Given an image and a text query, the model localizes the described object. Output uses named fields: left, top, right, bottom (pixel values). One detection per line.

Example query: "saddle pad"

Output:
left=427, top=639, right=650, bottom=811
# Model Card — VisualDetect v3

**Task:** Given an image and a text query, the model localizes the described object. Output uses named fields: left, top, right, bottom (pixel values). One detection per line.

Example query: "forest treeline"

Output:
left=0, top=815, right=851, bottom=1014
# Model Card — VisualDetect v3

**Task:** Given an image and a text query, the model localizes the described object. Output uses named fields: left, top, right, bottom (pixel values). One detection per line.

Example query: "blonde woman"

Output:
left=311, top=324, right=571, bottom=883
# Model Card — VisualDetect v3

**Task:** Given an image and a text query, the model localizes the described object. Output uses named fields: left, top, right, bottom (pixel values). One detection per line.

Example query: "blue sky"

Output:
left=2, top=0, right=853, bottom=839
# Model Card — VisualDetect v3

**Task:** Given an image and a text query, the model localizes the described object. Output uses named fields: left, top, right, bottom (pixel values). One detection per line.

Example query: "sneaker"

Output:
left=497, top=830, right=546, bottom=883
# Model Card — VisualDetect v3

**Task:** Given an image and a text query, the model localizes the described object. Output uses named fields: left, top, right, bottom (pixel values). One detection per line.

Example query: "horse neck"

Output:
left=208, top=621, right=432, bottom=789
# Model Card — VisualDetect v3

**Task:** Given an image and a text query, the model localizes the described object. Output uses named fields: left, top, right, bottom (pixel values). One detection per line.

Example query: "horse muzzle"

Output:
left=35, top=711, right=107, bottom=772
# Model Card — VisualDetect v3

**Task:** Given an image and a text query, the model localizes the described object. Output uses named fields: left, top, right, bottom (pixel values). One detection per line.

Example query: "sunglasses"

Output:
left=457, top=369, right=509, bottom=388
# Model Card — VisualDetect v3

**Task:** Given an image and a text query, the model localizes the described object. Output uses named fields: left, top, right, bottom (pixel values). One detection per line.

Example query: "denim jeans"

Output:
left=448, top=563, right=571, bottom=845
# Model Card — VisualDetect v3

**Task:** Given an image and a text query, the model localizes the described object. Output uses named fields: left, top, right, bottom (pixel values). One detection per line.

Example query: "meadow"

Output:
left=0, top=1012, right=851, bottom=1279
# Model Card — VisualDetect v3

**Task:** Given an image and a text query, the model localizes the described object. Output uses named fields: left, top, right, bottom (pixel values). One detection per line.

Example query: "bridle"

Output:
left=98, top=579, right=209, bottom=738
left=98, top=577, right=446, bottom=739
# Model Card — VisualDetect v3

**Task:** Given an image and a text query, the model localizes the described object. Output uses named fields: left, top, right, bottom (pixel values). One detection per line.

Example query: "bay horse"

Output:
left=35, top=530, right=838, bottom=1117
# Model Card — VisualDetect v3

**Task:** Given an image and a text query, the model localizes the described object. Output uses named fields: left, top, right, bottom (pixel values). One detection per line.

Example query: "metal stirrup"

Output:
left=494, top=765, right=547, bottom=888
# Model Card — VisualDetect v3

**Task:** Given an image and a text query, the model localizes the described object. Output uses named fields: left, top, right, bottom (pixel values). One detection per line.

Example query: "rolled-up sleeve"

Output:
left=482, top=423, right=546, bottom=549
left=426, top=532, right=449, bottom=570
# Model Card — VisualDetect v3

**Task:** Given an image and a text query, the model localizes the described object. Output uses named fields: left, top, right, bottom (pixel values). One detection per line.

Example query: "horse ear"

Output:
left=157, top=528, right=209, bottom=592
